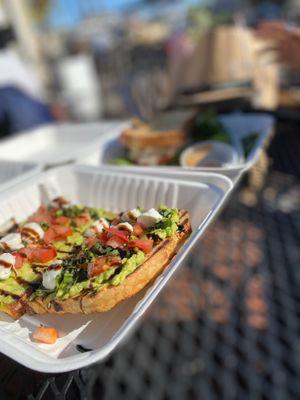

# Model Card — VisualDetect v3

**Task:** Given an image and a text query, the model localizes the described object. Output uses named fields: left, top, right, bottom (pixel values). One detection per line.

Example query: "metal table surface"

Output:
left=0, top=119, right=299, bottom=399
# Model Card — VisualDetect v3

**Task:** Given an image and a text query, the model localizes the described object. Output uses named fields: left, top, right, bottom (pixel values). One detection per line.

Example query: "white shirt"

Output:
left=0, top=47, right=43, bottom=100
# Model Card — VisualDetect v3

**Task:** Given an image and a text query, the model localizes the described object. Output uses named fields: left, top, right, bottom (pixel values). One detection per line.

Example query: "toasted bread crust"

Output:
left=27, top=210, right=191, bottom=315
left=1, top=297, right=27, bottom=319
left=120, top=126, right=186, bottom=150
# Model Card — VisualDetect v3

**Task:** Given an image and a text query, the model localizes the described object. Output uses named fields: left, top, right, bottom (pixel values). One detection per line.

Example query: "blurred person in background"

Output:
left=0, top=17, right=54, bottom=138
left=257, top=20, right=300, bottom=70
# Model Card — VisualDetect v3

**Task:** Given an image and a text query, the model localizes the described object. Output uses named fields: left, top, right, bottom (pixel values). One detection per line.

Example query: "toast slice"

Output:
left=27, top=210, right=191, bottom=315
left=120, top=112, right=194, bottom=151
left=0, top=201, right=192, bottom=318
left=121, top=125, right=186, bottom=150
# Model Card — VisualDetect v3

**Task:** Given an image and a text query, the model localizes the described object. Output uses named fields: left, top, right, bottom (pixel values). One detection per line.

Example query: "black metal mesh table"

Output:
left=0, top=119, right=299, bottom=400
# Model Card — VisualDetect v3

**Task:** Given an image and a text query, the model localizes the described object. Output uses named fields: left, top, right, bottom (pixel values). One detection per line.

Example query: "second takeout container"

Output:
left=0, top=160, right=41, bottom=192
left=0, top=165, right=232, bottom=373
left=0, top=121, right=128, bottom=168
left=98, top=113, right=275, bottom=182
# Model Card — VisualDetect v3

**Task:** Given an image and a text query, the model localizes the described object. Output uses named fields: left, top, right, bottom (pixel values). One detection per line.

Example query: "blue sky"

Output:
left=46, top=0, right=204, bottom=29
left=47, top=0, right=154, bottom=29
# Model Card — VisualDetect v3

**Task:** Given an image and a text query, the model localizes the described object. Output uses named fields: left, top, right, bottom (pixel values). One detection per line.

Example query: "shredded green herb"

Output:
left=90, top=242, right=119, bottom=257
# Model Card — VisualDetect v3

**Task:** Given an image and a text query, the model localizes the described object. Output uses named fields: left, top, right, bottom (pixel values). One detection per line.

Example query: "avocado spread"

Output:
left=150, top=206, right=179, bottom=240
left=67, top=232, right=84, bottom=246
left=54, top=251, right=145, bottom=300
left=111, top=251, right=145, bottom=286
left=15, top=262, right=40, bottom=283
left=0, top=277, right=27, bottom=296
left=0, top=294, right=15, bottom=309
left=0, top=202, right=182, bottom=309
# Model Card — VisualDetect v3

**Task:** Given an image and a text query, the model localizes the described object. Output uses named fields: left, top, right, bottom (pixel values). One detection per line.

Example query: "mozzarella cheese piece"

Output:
left=0, top=233, right=23, bottom=251
left=22, top=222, right=44, bottom=241
left=42, top=267, right=62, bottom=290
left=0, top=253, right=15, bottom=280
left=137, top=208, right=162, bottom=228
left=98, top=218, right=110, bottom=230
left=121, top=208, right=141, bottom=222
left=85, top=218, right=109, bottom=237
left=117, top=222, right=134, bottom=232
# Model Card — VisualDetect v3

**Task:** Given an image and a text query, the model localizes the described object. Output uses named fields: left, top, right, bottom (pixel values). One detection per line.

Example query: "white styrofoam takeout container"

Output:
left=98, top=165, right=234, bottom=215
left=98, top=113, right=275, bottom=182
left=0, top=160, right=41, bottom=192
left=0, top=121, right=128, bottom=168
left=0, top=165, right=232, bottom=373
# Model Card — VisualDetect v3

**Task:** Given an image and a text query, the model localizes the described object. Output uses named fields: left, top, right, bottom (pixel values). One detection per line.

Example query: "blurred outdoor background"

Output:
left=1, top=0, right=300, bottom=129
left=0, top=0, right=300, bottom=399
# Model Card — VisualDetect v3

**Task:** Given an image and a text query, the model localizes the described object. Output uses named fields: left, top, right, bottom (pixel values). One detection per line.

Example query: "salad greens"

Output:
left=191, top=109, right=230, bottom=143
left=241, top=132, right=259, bottom=158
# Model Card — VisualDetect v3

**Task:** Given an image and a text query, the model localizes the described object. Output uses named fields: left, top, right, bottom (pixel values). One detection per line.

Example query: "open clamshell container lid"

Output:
left=0, top=165, right=232, bottom=372
left=0, top=160, right=41, bottom=192
left=0, top=121, right=128, bottom=168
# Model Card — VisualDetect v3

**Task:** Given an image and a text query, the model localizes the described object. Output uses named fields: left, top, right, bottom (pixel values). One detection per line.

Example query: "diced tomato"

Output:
left=33, top=326, right=58, bottom=344
left=53, top=225, right=73, bottom=236
left=106, top=236, right=127, bottom=249
left=85, top=236, right=100, bottom=248
left=29, top=206, right=53, bottom=225
left=99, top=231, right=108, bottom=243
left=129, top=238, right=153, bottom=253
left=20, top=247, right=57, bottom=263
left=87, top=258, right=106, bottom=277
left=132, top=223, right=144, bottom=237
left=87, top=255, right=121, bottom=278
left=105, top=227, right=130, bottom=249
left=107, top=227, right=129, bottom=242
left=44, top=225, right=73, bottom=244
left=54, top=216, right=70, bottom=226
left=43, top=228, right=56, bottom=243
left=75, top=213, right=91, bottom=227
left=86, top=232, right=109, bottom=248
left=14, top=252, right=26, bottom=269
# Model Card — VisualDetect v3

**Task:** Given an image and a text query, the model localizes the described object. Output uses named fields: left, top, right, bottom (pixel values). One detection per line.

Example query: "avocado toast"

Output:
left=0, top=198, right=191, bottom=318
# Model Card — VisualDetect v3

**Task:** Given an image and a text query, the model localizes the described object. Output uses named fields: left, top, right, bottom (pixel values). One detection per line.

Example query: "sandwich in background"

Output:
left=119, top=111, right=192, bottom=166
